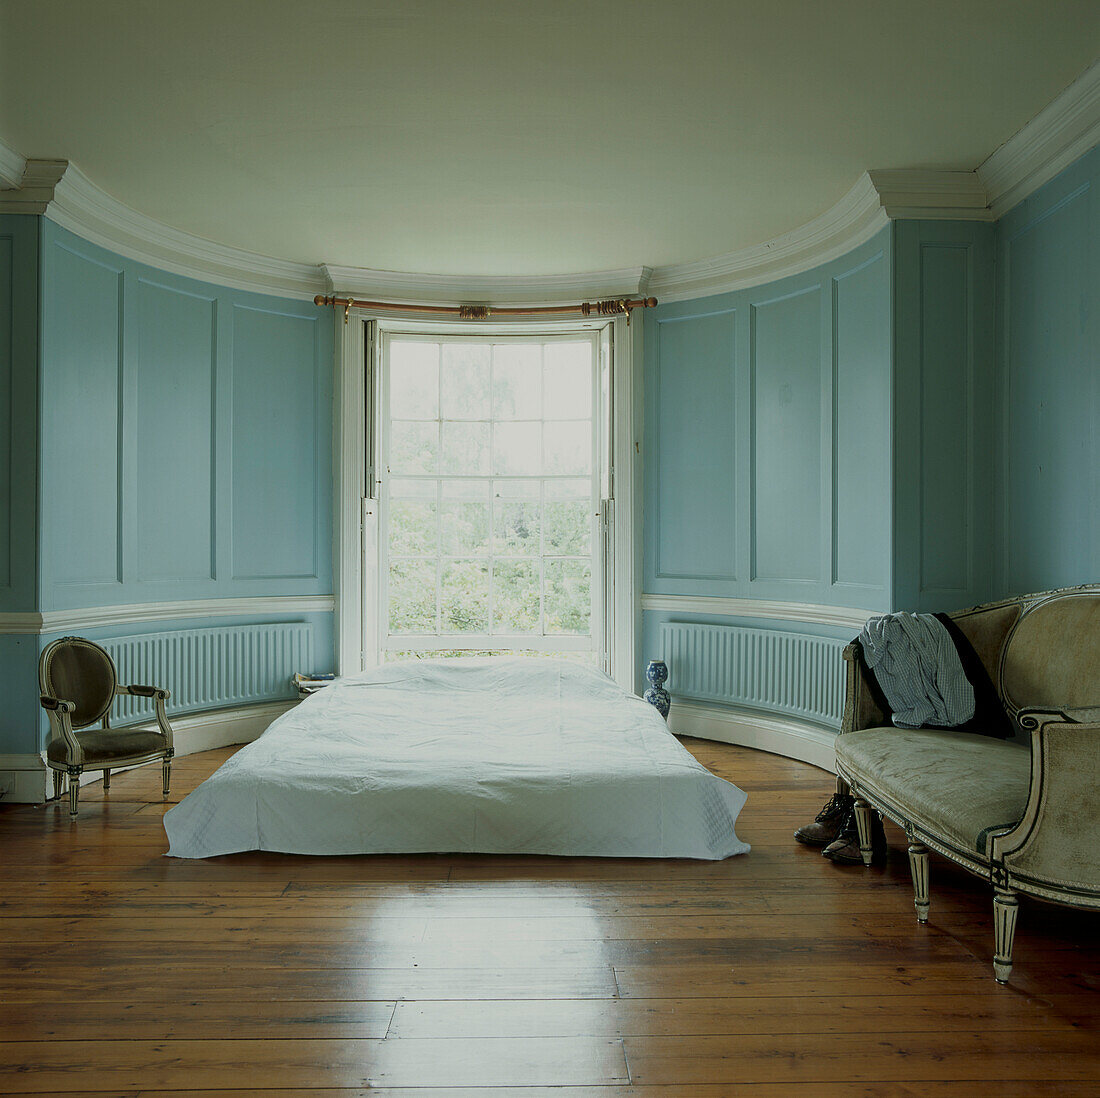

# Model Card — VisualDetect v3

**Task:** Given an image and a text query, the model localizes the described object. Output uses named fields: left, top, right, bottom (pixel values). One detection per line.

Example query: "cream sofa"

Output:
left=834, top=585, right=1100, bottom=982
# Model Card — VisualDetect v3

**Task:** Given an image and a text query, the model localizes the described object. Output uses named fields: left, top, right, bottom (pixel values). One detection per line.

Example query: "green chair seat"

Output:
left=46, top=728, right=168, bottom=765
left=836, top=727, right=1031, bottom=857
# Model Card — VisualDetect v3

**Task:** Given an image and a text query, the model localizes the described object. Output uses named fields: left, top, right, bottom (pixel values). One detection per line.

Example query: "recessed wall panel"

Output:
left=918, top=245, right=970, bottom=593
left=136, top=280, right=216, bottom=581
left=231, top=305, right=318, bottom=579
left=0, top=234, right=13, bottom=588
left=751, top=288, right=821, bottom=581
left=833, top=254, right=889, bottom=590
left=46, top=245, right=122, bottom=585
left=1002, top=185, right=1093, bottom=593
left=653, top=310, right=737, bottom=580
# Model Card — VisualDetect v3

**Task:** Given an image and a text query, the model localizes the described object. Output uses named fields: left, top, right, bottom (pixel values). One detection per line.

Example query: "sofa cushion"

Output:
left=836, top=727, right=1031, bottom=858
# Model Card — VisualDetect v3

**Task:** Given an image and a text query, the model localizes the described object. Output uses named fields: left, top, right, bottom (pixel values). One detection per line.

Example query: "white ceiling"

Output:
left=1, top=1, right=1098, bottom=277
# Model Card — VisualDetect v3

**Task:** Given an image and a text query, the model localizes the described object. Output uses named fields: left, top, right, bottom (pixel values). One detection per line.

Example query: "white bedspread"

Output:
left=163, top=657, right=749, bottom=860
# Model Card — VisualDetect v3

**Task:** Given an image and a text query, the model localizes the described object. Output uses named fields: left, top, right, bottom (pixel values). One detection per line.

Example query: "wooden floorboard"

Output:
left=0, top=736, right=1098, bottom=1094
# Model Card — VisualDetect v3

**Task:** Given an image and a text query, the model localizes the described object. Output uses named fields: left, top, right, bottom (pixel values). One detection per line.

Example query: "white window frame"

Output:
left=333, top=309, right=638, bottom=691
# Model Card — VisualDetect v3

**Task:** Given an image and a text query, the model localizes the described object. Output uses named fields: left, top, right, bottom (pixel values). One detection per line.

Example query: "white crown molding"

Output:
left=669, top=700, right=837, bottom=773
left=641, top=593, right=872, bottom=631
left=46, top=163, right=326, bottom=298
left=866, top=169, right=993, bottom=221
left=0, top=594, right=336, bottom=635
left=0, top=159, right=326, bottom=299
left=979, top=58, right=1100, bottom=219
left=324, top=263, right=652, bottom=306
left=1, top=56, right=1096, bottom=307
left=0, top=159, right=66, bottom=213
left=0, top=137, right=27, bottom=190
left=648, top=173, right=889, bottom=302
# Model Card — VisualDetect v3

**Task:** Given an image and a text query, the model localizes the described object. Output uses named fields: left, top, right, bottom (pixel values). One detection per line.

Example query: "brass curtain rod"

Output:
left=315, top=294, right=658, bottom=323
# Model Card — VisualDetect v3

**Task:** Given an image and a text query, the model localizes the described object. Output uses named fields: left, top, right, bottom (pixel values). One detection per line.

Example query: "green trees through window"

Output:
left=380, top=336, right=600, bottom=661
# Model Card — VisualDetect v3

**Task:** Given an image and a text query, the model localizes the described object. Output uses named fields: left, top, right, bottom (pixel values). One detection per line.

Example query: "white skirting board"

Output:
left=668, top=699, right=838, bottom=774
left=0, top=699, right=297, bottom=804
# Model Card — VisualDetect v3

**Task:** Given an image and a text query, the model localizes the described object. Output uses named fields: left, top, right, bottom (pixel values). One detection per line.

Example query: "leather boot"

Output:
left=822, top=806, right=888, bottom=865
left=794, top=792, right=854, bottom=847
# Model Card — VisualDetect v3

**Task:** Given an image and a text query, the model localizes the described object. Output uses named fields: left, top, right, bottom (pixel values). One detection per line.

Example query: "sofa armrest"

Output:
left=840, top=641, right=888, bottom=735
left=990, top=714, right=1100, bottom=898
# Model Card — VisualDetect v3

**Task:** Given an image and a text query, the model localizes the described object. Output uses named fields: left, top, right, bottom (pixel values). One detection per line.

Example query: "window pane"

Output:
left=390, top=420, right=438, bottom=474
left=441, top=479, right=490, bottom=556
left=544, top=560, right=591, bottom=635
left=441, top=343, right=491, bottom=419
left=544, top=499, right=590, bottom=555
left=493, top=421, right=541, bottom=475
left=441, top=560, right=489, bottom=633
left=441, top=421, right=490, bottom=475
left=493, top=481, right=540, bottom=555
left=493, top=559, right=540, bottom=634
left=544, top=342, right=592, bottom=419
left=389, top=342, right=439, bottom=419
left=493, top=344, right=542, bottom=419
left=545, top=477, right=590, bottom=500
left=389, top=559, right=437, bottom=633
left=389, top=480, right=437, bottom=556
left=543, top=421, right=591, bottom=475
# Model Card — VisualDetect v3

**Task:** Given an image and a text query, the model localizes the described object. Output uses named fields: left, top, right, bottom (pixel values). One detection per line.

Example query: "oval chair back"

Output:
left=39, top=636, right=118, bottom=730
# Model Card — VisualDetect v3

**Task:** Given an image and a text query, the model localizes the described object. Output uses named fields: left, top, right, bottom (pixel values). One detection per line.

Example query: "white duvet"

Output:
left=163, top=657, right=749, bottom=860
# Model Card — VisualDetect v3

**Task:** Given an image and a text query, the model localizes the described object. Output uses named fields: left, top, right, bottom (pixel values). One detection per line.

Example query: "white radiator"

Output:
left=658, top=621, right=846, bottom=727
left=104, top=622, right=312, bottom=723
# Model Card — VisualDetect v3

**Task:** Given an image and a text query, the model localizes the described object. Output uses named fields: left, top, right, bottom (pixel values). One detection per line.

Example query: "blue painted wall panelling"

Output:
left=832, top=250, right=891, bottom=592
left=892, top=220, right=995, bottom=613
left=135, top=278, right=217, bottom=583
left=995, top=144, right=1100, bottom=596
left=643, top=228, right=892, bottom=610
left=648, top=306, right=738, bottom=582
left=37, top=221, right=334, bottom=610
left=231, top=303, right=321, bottom=581
left=41, top=240, right=124, bottom=589
left=0, top=215, right=39, bottom=613
left=750, top=284, right=824, bottom=584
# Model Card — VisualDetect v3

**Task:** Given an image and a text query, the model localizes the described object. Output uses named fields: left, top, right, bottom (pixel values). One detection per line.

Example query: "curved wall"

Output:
left=641, top=214, right=1000, bottom=762
left=641, top=230, right=892, bottom=764
left=0, top=217, right=335, bottom=762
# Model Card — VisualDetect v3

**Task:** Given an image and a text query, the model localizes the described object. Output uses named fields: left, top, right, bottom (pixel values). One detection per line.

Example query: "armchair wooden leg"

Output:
left=853, top=799, right=874, bottom=866
left=52, top=770, right=63, bottom=801
left=993, top=888, right=1019, bottom=984
left=908, top=843, right=930, bottom=923
left=102, top=768, right=110, bottom=793
left=67, top=769, right=81, bottom=818
left=162, top=757, right=172, bottom=798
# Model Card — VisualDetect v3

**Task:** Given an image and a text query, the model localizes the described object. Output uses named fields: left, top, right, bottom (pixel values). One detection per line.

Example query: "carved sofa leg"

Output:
left=852, top=799, right=874, bottom=866
left=908, top=843, right=931, bottom=923
left=993, top=888, right=1019, bottom=983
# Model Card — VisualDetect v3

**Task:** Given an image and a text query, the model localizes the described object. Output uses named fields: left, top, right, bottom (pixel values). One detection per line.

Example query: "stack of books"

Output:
left=292, top=672, right=336, bottom=696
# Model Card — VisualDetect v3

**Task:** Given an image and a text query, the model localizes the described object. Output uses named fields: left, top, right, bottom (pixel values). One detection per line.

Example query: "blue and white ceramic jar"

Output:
left=644, top=659, right=671, bottom=719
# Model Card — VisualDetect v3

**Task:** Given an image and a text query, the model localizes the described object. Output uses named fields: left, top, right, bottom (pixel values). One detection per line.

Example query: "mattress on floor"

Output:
left=162, top=656, right=750, bottom=860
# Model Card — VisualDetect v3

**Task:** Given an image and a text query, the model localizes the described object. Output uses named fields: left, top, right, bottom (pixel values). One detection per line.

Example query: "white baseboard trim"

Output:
left=669, top=699, right=838, bottom=773
left=0, top=700, right=297, bottom=804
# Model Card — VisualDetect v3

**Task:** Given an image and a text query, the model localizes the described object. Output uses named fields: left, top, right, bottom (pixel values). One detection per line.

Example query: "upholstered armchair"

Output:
left=39, top=636, right=175, bottom=817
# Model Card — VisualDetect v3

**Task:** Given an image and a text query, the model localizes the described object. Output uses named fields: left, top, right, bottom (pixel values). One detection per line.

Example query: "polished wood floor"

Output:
left=1, top=739, right=1099, bottom=1097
